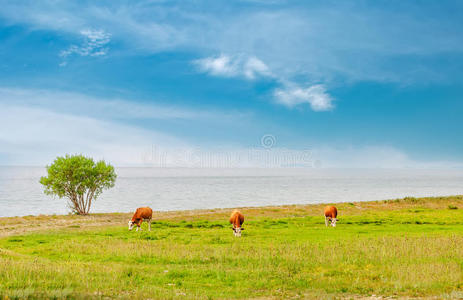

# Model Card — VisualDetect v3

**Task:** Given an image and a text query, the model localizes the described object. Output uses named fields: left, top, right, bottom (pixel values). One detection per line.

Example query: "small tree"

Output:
left=40, top=154, right=117, bottom=215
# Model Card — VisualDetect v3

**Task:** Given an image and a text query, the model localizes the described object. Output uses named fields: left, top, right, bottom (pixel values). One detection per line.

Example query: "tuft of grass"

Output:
left=7, top=238, right=23, bottom=243
left=448, top=205, right=458, bottom=210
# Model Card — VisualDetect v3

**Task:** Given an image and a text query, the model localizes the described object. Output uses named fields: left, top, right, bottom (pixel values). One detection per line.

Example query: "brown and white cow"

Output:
left=229, top=210, right=244, bottom=237
left=324, top=205, right=338, bottom=227
left=128, top=207, right=153, bottom=231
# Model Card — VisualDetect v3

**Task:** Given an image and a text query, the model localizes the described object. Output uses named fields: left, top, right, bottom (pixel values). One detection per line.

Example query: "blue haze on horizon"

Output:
left=0, top=0, right=462, bottom=168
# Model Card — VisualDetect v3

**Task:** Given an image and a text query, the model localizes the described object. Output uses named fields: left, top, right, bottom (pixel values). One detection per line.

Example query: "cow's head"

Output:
left=232, top=226, right=243, bottom=237
left=128, top=220, right=135, bottom=231
left=331, top=218, right=339, bottom=227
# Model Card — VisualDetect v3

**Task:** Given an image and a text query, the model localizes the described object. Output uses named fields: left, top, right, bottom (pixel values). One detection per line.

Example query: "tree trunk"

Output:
left=68, top=189, right=97, bottom=215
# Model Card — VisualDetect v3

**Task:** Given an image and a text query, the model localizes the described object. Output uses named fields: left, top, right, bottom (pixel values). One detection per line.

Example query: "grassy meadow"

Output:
left=1, top=196, right=463, bottom=299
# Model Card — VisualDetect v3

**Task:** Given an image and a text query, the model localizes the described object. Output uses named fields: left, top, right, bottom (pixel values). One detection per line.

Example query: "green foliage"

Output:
left=39, top=154, right=116, bottom=215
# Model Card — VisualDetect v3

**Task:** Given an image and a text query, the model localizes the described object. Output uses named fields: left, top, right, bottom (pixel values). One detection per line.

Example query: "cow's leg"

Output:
left=148, top=218, right=151, bottom=231
left=325, top=216, right=329, bottom=227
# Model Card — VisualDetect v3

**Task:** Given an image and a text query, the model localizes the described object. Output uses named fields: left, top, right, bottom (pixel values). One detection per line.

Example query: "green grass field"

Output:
left=1, top=196, right=463, bottom=299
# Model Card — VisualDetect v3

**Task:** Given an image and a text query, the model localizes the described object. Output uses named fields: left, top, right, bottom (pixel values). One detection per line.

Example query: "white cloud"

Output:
left=194, top=53, right=334, bottom=111
left=0, top=0, right=460, bottom=91
left=0, top=2, right=461, bottom=83
left=193, top=54, right=272, bottom=80
left=60, top=29, right=111, bottom=64
left=0, top=87, right=252, bottom=165
left=243, top=56, right=272, bottom=79
left=311, top=145, right=463, bottom=169
left=274, top=84, right=334, bottom=111
left=0, top=103, right=186, bottom=166
left=0, top=87, right=459, bottom=168
left=194, top=54, right=236, bottom=77
left=0, top=87, right=248, bottom=122
left=313, top=145, right=411, bottom=168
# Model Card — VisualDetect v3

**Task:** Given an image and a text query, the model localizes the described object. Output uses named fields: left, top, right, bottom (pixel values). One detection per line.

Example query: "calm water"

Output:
left=0, top=167, right=462, bottom=217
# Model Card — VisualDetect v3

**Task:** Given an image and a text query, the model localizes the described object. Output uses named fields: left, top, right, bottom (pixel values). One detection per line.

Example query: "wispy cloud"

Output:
left=1, top=1, right=462, bottom=82
left=0, top=88, right=249, bottom=123
left=60, top=29, right=111, bottom=65
left=194, top=53, right=334, bottom=111
left=193, top=54, right=272, bottom=80
left=274, top=84, right=334, bottom=111
left=307, top=145, right=463, bottom=169
left=0, top=87, right=253, bottom=165
left=0, top=103, right=186, bottom=166
left=0, top=87, right=457, bottom=168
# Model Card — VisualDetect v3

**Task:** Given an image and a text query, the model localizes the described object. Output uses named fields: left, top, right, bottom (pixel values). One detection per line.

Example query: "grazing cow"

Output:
left=128, top=207, right=153, bottom=231
left=324, top=206, right=338, bottom=227
left=229, top=210, right=245, bottom=237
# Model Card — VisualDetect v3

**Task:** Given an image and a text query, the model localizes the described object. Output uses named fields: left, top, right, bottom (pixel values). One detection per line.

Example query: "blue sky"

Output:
left=0, top=0, right=462, bottom=167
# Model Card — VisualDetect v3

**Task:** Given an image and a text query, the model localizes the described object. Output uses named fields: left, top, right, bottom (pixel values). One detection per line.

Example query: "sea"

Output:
left=0, top=166, right=462, bottom=217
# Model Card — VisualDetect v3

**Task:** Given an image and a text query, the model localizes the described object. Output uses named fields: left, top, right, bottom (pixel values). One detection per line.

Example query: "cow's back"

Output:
left=229, top=210, right=244, bottom=227
left=324, top=206, right=337, bottom=219
left=135, top=207, right=153, bottom=219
